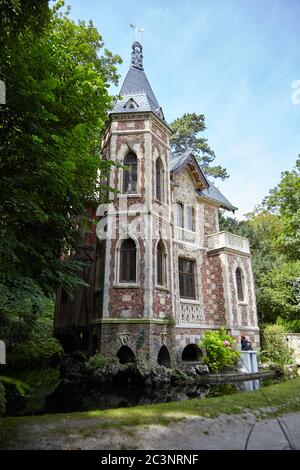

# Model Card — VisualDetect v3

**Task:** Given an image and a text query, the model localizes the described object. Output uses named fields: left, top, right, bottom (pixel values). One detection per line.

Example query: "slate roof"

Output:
left=170, top=151, right=237, bottom=212
left=111, top=47, right=167, bottom=123
left=112, top=92, right=159, bottom=114
left=198, top=182, right=237, bottom=212
left=120, top=66, right=159, bottom=110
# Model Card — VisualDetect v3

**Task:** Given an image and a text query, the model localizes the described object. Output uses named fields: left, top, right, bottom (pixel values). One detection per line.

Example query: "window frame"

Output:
left=185, top=206, right=195, bottom=231
left=155, top=157, right=164, bottom=202
left=236, top=267, right=244, bottom=302
left=156, top=240, right=167, bottom=288
left=175, top=202, right=184, bottom=228
left=118, top=238, right=138, bottom=285
left=122, top=152, right=138, bottom=195
left=178, top=257, right=196, bottom=300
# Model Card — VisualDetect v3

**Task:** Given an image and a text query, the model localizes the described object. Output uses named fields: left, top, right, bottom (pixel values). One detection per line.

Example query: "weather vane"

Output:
left=130, top=20, right=144, bottom=44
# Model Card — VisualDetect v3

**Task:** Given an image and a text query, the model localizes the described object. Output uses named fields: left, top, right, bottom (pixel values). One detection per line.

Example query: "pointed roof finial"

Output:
left=129, top=21, right=144, bottom=70
left=131, top=41, right=143, bottom=70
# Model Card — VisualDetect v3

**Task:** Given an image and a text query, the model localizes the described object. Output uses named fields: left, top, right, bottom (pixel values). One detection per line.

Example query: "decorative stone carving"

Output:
left=178, top=302, right=204, bottom=324
left=131, top=41, right=143, bottom=70
left=207, top=231, right=250, bottom=254
left=173, top=170, right=198, bottom=206
left=119, top=334, right=130, bottom=345
left=161, top=333, right=168, bottom=345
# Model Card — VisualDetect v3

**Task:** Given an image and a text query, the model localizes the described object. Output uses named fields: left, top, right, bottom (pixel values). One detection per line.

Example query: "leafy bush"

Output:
left=85, top=354, right=108, bottom=371
left=276, top=316, right=300, bottom=333
left=199, top=328, right=240, bottom=373
left=0, top=382, right=6, bottom=416
left=260, top=324, right=293, bottom=367
left=6, top=297, right=64, bottom=370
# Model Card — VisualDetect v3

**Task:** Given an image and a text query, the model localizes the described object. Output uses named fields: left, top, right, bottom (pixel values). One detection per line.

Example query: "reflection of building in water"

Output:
left=237, top=379, right=260, bottom=392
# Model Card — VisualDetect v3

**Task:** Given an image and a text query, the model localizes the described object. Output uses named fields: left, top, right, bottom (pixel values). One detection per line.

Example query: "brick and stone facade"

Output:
left=55, top=40, right=259, bottom=364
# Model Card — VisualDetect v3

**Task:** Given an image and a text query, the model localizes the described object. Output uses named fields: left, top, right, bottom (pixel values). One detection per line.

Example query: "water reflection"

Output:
left=236, top=379, right=260, bottom=392
left=45, top=378, right=265, bottom=414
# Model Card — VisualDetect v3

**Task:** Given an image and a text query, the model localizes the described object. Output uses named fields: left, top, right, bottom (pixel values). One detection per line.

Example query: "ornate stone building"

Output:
left=55, top=41, right=259, bottom=366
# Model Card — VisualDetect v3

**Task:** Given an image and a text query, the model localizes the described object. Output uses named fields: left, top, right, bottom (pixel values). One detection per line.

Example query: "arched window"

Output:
left=120, top=238, right=137, bottom=283
left=175, top=202, right=184, bottom=227
left=123, top=152, right=137, bottom=194
left=156, top=158, right=163, bottom=201
left=236, top=267, right=244, bottom=301
left=186, top=206, right=195, bottom=231
left=157, top=240, right=166, bottom=286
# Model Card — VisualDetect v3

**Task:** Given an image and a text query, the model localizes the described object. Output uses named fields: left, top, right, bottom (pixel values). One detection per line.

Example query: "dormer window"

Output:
left=124, top=98, right=139, bottom=109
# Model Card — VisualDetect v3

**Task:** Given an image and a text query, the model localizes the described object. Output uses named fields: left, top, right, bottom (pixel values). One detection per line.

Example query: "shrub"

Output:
left=0, top=382, right=6, bottom=416
left=276, top=317, right=300, bottom=333
left=199, top=328, right=240, bottom=373
left=260, top=324, right=293, bottom=367
left=85, top=354, right=108, bottom=371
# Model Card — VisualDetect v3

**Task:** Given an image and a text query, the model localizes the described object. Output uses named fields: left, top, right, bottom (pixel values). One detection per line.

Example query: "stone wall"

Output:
left=285, top=333, right=300, bottom=366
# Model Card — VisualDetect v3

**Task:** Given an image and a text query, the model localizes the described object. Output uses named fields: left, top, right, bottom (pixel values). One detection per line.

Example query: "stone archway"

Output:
left=117, top=345, right=136, bottom=364
left=157, top=345, right=171, bottom=368
left=182, top=344, right=202, bottom=362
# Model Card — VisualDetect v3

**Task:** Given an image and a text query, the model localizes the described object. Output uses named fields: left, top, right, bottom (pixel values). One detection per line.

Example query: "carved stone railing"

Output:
left=207, top=231, right=250, bottom=254
left=178, top=301, right=205, bottom=324
left=174, top=227, right=197, bottom=245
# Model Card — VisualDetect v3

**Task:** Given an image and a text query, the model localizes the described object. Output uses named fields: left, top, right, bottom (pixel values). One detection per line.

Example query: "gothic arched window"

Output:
left=157, top=240, right=166, bottom=286
left=119, top=238, right=137, bottom=283
left=236, top=267, right=244, bottom=301
left=156, top=158, right=163, bottom=201
left=123, top=152, right=137, bottom=194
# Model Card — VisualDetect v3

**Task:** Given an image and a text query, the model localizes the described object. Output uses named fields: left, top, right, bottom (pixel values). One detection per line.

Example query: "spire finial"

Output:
left=129, top=22, right=144, bottom=70
left=130, top=20, right=144, bottom=43
left=131, top=41, right=143, bottom=70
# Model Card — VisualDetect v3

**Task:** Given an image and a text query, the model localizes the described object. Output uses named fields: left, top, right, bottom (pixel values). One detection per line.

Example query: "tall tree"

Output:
left=0, top=1, right=121, bottom=298
left=170, top=113, right=229, bottom=180
left=266, top=157, right=300, bottom=260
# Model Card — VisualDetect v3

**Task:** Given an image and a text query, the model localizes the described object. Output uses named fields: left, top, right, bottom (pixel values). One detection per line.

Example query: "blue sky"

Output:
left=67, top=0, right=299, bottom=218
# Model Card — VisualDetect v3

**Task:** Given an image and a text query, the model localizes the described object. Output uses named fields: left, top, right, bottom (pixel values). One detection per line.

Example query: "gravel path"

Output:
left=1, top=410, right=300, bottom=450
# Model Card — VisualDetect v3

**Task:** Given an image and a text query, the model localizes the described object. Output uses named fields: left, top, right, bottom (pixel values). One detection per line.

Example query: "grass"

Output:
left=0, top=377, right=300, bottom=448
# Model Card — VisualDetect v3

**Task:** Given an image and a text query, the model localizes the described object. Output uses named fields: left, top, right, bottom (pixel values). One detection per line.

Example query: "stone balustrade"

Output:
left=207, top=231, right=250, bottom=254
left=178, top=301, right=205, bottom=324
left=174, top=226, right=197, bottom=244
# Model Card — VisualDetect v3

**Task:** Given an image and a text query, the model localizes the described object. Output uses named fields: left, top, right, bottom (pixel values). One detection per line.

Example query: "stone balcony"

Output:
left=206, top=231, right=250, bottom=254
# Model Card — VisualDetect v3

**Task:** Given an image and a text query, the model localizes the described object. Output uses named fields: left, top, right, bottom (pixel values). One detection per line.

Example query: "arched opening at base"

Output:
left=157, top=345, right=171, bottom=368
left=182, top=344, right=202, bottom=362
left=117, top=345, right=136, bottom=364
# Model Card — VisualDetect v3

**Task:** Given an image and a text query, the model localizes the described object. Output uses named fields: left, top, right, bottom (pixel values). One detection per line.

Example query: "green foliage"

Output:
left=257, top=261, right=300, bottom=323
left=0, top=382, right=6, bottom=416
left=199, top=328, right=240, bottom=373
left=4, top=368, right=59, bottom=416
left=220, top=202, right=300, bottom=324
left=85, top=354, right=108, bottom=371
left=2, top=296, right=64, bottom=369
left=260, top=324, right=293, bottom=367
left=276, top=317, right=300, bottom=333
left=170, top=113, right=229, bottom=180
left=266, top=157, right=300, bottom=260
left=0, top=0, right=122, bottom=296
